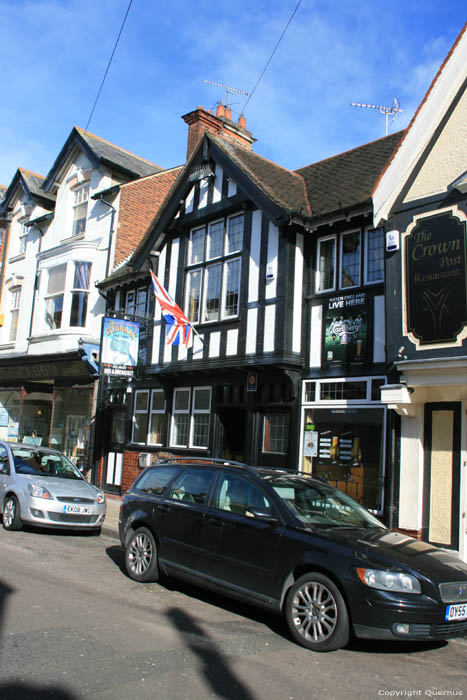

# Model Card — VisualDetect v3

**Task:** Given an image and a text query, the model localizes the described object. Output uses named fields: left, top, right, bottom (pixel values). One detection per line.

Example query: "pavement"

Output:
left=101, top=494, right=122, bottom=540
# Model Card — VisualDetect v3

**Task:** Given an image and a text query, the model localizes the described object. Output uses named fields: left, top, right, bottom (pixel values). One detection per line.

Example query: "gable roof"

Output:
left=295, top=131, right=403, bottom=219
left=0, top=168, right=55, bottom=214
left=372, top=21, right=467, bottom=225
left=42, top=126, right=164, bottom=192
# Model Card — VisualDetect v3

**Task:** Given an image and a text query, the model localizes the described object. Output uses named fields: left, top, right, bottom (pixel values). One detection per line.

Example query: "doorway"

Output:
left=218, top=407, right=247, bottom=463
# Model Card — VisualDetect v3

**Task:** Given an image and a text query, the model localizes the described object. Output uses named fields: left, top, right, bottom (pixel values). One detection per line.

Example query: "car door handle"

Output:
left=158, top=504, right=170, bottom=513
left=206, top=517, right=224, bottom=527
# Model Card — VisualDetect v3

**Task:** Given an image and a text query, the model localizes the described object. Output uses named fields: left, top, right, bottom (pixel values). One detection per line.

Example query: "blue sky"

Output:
left=0, top=0, right=464, bottom=187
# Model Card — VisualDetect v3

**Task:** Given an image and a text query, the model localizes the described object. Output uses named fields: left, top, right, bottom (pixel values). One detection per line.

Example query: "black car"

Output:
left=118, top=459, right=467, bottom=652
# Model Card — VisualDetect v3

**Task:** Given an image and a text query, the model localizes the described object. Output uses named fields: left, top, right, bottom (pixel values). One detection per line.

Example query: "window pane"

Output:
left=317, top=239, right=335, bottom=291
left=174, top=389, right=190, bottom=411
left=73, top=262, right=91, bottom=289
left=227, top=214, right=243, bottom=253
left=151, top=391, right=165, bottom=411
left=194, top=388, right=210, bottom=411
left=135, top=288, right=148, bottom=315
left=367, top=228, right=384, bottom=282
left=135, top=392, right=149, bottom=411
left=341, top=231, right=361, bottom=288
left=190, top=227, right=205, bottom=264
left=207, top=220, right=223, bottom=259
left=10, top=310, right=19, bottom=342
left=47, top=264, right=67, bottom=294
left=192, top=414, right=209, bottom=447
left=72, top=203, right=87, bottom=236
left=263, top=414, right=289, bottom=454
left=224, top=258, right=240, bottom=317
left=45, top=296, right=63, bottom=329
left=149, top=413, right=166, bottom=445
left=186, top=269, right=201, bottom=323
left=69, top=292, right=88, bottom=327
left=172, top=414, right=189, bottom=446
left=204, top=263, right=221, bottom=322
left=125, top=290, right=136, bottom=314
left=133, top=413, right=148, bottom=443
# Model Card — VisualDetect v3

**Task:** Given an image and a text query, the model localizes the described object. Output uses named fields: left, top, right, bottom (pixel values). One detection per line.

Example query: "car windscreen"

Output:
left=12, top=448, right=83, bottom=480
left=265, top=475, right=385, bottom=530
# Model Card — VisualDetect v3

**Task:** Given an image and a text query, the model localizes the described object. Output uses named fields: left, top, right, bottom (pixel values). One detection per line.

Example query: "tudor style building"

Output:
left=96, top=105, right=402, bottom=521
left=374, top=23, right=467, bottom=561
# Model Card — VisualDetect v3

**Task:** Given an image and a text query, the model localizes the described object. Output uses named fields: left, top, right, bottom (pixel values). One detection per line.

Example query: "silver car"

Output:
left=0, top=441, right=106, bottom=533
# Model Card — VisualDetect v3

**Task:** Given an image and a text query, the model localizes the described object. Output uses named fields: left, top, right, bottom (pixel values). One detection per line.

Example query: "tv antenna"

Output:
left=204, top=80, right=251, bottom=110
left=350, top=98, right=403, bottom=136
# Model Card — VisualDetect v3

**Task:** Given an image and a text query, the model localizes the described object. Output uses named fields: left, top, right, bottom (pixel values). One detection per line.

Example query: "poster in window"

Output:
left=324, top=293, right=367, bottom=365
left=101, top=317, right=140, bottom=377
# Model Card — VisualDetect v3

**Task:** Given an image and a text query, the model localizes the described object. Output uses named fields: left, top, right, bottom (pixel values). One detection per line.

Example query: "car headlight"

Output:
left=28, top=483, right=53, bottom=500
left=356, top=567, right=421, bottom=594
left=96, top=491, right=105, bottom=504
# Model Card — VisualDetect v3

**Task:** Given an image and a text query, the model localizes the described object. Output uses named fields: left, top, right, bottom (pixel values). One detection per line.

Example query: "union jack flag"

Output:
left=150, top=270, right=193, bottom=347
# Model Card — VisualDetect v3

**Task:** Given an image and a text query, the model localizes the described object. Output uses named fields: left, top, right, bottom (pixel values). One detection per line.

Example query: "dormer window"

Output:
left=72, top=184, right=90, bottom=236
left=185, top=213, right=243, bottom=324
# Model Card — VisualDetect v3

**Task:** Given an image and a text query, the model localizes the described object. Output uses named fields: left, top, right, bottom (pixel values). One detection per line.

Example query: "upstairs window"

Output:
left=69, top=262, right=91, bottom=327
left=365, top=228, right=384, bottom=283
left=185, top=214, right=243, bottom=324
left=72, top=184, right=89, bottom=237
left=340, top=231, right=361, bottom=288
left=9, top=287, right=21, bottom=342
left=45, top=264, right=67, bottom=330
left=316, top=228, right=381, bottom=293
left=125, top=287, right=148, bottom=318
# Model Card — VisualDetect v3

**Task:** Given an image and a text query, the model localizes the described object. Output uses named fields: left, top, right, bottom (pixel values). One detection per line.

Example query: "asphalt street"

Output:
left=0, top=527, right=466, bottom=700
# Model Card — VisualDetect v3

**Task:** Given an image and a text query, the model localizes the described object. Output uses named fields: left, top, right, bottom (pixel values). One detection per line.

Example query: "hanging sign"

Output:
left=101, top=317, right=140, bottom=377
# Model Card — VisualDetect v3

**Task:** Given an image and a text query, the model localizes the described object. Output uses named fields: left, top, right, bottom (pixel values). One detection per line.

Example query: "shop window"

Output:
left=132, top=390, right=149, bottom=444
left=148, top=390, right=166, bottom=445
left=262, top=414, right=289, bottom=454
left=185, top=214, right=243, bottom=324
left=365, top=228, right=384, bottom=284
left=45, top=263, right=67, bottom=330
left=320, top=381, right=367, bottom=401
left=72, top=184, right=89, bottom=237
left=69, top=262, right=91, bottom=327
left=170, top=387, right=211, bottom=449
left=9, top=287, right=21, bottom=342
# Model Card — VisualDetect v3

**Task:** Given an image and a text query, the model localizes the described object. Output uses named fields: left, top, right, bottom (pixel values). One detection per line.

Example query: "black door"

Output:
left=198, top=472, right=280, bottom=599
left=156, top=468, right=215, bottom=573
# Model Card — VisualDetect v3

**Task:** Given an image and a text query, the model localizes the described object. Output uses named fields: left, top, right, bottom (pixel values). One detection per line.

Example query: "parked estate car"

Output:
left=0, top=441, right=106, bottom=533
left=119, top=459, right=467, bottom=652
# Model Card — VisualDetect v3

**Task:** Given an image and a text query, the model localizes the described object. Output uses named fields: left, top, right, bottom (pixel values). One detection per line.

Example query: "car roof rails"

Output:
left=155, top=456, right=260, bottom=476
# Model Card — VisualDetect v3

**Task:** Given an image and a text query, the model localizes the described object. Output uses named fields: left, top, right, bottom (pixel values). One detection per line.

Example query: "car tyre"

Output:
left=3, top=495, right=22, bottom=531
left=285, top=572, right=349, bottom=652
left=125, top=526, right=159, bottom=582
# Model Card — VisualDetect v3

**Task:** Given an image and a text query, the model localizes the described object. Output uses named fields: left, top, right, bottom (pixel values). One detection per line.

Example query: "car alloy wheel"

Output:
left=285, top=572, right=349, bottom=651
left=125, top=527, right=159, bottom=583
left=3, top=495, right=22, bottom=531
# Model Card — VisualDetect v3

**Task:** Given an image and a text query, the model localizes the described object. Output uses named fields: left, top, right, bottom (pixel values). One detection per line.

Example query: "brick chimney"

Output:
left=182, top=105, right=256, bottom=160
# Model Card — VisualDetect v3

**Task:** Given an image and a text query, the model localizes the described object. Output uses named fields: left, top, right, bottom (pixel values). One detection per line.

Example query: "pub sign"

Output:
left=405, top=211, right=467, bottom=345
left=101, top=317, right=140, bottom=377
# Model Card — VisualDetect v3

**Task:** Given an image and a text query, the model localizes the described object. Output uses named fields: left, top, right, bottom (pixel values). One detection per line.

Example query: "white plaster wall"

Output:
left=404, top=91, right=467, bottom=201
left=398, top=406, right=425, bottom=531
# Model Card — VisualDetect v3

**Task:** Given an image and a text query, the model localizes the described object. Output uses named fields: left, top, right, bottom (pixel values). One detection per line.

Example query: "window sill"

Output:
left=60, top=233, right=85, bottom=244
left=8, top=253, right=25, bottom=263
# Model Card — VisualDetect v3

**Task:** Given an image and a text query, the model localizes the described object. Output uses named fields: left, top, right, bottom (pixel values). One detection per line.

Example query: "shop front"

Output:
left=301, top=376, right=387, bottom=514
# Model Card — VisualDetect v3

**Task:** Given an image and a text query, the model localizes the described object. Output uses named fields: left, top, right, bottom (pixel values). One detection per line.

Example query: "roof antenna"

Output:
left=350, top=98, right=403, bottom=136
left=204, top=80, right=251, bottom=113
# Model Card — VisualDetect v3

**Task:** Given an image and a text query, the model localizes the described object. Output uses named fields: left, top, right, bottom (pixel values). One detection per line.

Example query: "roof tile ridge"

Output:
left=371, top=21, right=467, bottom=197
left=120, top=165, right=183, bottom=189
left=75, top=126, right=163, bottom=170
left=211, top=133, right=304, bottom=181
left=19, top=167, right=46, bottom=180
left=295, top=131, right=405, bottom=173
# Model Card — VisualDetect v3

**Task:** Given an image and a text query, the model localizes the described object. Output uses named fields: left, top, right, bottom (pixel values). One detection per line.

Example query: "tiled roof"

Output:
left=19, top=169, right=55, bottom=202
left=76, top=128, right=163, bottom=178
left=295, top=131, right=404, bottom=217
left=210, top=134, right=311, bottom=216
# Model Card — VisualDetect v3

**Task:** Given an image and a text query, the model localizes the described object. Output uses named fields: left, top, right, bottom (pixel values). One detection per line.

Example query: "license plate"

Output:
left=445, top=603, right=467, bottom=621
left=63, top=505, right=92, bottom=515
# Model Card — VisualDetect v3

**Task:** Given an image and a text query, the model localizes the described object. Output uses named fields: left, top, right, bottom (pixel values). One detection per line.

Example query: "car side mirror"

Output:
left=245, top=508, right=278, bottom=524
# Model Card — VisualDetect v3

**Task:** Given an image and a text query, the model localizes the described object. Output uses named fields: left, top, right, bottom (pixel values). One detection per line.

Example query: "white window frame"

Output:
left=170, top=386, right=211, bottom=449
left=191, top=387, right=211, bottom=449
left=69, top=261, right=91, bottom=328
left=148, top=389, right=166, bottom=446
left=9, top=287, right=21, bottom=342
left=339, top=229, right=361, bottom=290
left=315, top=234, right=337, bottom=293
left=44, top=263, right=67, bottom=330
left=185, top=213, right=243, bottom=324
left=364, top=227, right=384, bottom=285
left=132, top=390, right=150, bottom=444
left=71, top=184, right=90, bottom=237
left=303, top=376, right=386, bottom=405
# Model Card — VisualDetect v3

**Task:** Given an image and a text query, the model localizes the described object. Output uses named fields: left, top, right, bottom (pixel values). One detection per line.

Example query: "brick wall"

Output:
left=114, top=168, right=181, bottom=267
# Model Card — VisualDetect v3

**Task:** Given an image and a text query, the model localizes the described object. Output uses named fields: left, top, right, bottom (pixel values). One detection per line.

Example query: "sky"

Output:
left=0, top=0, right=465, bottom=188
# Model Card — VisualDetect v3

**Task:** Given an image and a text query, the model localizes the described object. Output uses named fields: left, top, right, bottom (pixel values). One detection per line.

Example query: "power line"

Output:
left=85, top=0, right=134, bottom=131
left=242, top=0, right=302, bottom=113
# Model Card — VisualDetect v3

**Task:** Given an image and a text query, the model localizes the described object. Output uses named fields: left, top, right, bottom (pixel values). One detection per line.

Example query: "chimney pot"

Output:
left=224, top=106, right=232, bottom=121
left=238, top=114, right=246, bottom=129
left=216, top=102, right=225, bottom=118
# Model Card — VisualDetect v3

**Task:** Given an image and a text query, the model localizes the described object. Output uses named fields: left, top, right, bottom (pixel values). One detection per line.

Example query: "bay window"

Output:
left=185, top=214, right=243, bottom=324
left=69, top=262, right=91, bottom=327
left=45, top=264, right=67, bottom=330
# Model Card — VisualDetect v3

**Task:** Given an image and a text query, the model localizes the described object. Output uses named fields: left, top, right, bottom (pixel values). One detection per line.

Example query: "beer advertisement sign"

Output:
left=405, top=211, right=467, bottom=345
left=324, top=293, right=367, bottom=365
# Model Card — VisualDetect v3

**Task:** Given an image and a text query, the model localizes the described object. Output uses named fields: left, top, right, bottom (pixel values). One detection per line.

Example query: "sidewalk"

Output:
left=101, top=494, right=122, bottom=540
